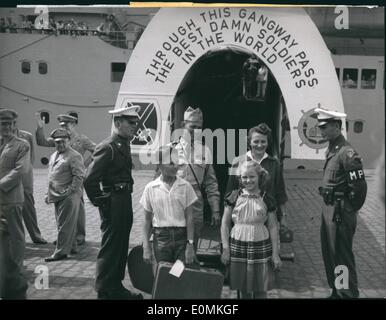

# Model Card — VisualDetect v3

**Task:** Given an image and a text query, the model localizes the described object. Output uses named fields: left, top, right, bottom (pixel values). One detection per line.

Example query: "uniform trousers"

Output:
left=53, top=193, right=81, bottom=256
left=0, top=204, right=25, bottom=269
left=0, top=218, right=28, bottom=299
left=22, top=191, right=44, bottom=242
left=320, top=202, right=359, bottom=298
left=95, top=191, right=133, bottom=293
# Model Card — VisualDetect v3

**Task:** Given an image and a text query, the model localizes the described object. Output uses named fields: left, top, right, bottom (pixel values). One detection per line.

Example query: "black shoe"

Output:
left=328, top=291, right=340, bottom=299
left=44, top=254, right=68, bottom=262
left=33, top=238, right=47, bottom=245
left=97, top=289, right=143, bottom=300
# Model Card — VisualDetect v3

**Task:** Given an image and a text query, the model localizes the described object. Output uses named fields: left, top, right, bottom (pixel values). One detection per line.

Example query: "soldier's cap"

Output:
left=184, top=106, right=203, bottom=123
left=108, top=105, right=141, bottom=119
left=57, top=114, right=78, bottom=125
left=315, top=107, right=346, bottom=127
left=50, top=128, right=70, bottom=141
left=0, top=108, right=18, bottom=123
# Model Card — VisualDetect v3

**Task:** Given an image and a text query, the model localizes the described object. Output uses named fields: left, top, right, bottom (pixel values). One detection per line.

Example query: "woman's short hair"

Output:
left=238, top=160, right=269, bottom=192
left=247, top=123, right=272, bottom=147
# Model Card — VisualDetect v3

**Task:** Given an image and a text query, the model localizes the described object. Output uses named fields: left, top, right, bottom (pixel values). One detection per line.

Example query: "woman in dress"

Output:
left=221, top=161, right=282, bottom=298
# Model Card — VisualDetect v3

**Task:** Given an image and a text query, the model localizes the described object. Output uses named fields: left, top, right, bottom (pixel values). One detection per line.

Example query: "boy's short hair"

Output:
left=157, top=144, right=179, bottom=165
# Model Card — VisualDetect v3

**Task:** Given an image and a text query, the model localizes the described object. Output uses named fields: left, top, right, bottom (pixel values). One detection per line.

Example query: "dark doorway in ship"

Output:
left=170, top=46, right=289, bottom=213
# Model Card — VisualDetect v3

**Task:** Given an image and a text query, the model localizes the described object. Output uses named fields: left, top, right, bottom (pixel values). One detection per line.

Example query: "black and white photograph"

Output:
left=0, top=2, right=384, bottom=303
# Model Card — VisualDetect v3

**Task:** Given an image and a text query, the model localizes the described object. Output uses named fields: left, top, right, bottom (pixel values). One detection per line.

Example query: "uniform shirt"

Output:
left=226, top=151, right=288, bottom=207
left=15, top=129, right=34, bottom=193
left=84, top=133, right=134, bottom=204
left=322, top=134, right=366, bottom=211
left=140, top=176, right=198, bottom=227
left=0, top=135, right=30, bottom=205
left=47, top=147, right=85, bottom=203
left=174, top=137, right=220, bottom=214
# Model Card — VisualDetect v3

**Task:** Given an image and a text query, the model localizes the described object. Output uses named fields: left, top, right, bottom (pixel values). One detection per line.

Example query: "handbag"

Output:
left=279, top=226, right=294, bottom=243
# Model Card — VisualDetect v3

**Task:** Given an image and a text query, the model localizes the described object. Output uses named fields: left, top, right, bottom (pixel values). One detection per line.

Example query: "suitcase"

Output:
left=196, top=238, right=222, bottom=267
left=196, top=223, right=222, bottom=268
left=127, top=245, right=154, bottom=294
left=152, top=262, right=224, bottom=299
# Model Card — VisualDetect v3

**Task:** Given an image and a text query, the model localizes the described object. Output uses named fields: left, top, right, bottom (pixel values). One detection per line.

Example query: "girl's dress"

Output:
left=225, top=189, right=276, bottom=293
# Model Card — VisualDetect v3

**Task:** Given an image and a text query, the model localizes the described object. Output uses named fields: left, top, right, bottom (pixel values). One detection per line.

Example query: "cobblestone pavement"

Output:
left=22, top=169, right=385, bottom=299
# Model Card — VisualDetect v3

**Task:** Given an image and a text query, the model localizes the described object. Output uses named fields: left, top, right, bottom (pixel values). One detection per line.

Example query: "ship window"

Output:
left=111, top=62, right=126, bottom=82
left=335, top=68, right=340, bottom=80
left=39, top=111, right=50, bottom=124
left=21, top=61, right=31, bottom=74
left=40, top=157, right=49, bottom=165
left=38, top=62, right=48, bottom=75
left=342, top=69, right=358, bottom=88
left=361, top=69, right=376, bottom=89
left=353, top=121, right=363, bottom=134
left=345, top=120, right=349, bottom=132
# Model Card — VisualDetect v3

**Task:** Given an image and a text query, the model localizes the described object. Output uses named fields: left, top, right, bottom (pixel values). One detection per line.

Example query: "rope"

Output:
left=0, top=84, right=114, bottom=109
left=0, top=34, right=53, bottom=60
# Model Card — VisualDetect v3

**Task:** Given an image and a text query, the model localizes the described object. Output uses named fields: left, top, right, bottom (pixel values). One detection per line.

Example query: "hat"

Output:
left=0, top=109, right=18, bottom=122
left=108, top=105, right=141, bottom=119
left=57, top=114, right=78, bottom=125
left=50, top=128, right=70, bottom=141
left=184, top=106, right=203, bottom=123
left=314, top=107, right=346, bottom=127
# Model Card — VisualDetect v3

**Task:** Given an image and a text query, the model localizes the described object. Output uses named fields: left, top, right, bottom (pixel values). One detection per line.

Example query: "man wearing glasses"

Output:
left=84, top=105, right=143, bottom=300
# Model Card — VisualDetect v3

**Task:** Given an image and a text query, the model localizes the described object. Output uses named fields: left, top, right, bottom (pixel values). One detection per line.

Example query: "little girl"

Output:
left=221, top=160, right=282, bottom=299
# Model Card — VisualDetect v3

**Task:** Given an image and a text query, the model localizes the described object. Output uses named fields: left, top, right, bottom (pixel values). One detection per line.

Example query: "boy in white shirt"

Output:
left=141, top=145, right=197, bottom=265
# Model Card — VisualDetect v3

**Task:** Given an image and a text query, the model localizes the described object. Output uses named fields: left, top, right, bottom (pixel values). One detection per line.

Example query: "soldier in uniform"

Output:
left=316, top=107, right=367, bottom=299
left=0, top=109, right=30, bottom=269
left=84, top=105, right=143, bottom=300
left=44, top=128, right=85, bottom=262
left=173, top=107, right=221, bottom=247
left=35, top=113, right=96, bottom=245
left=13, top=119, right=47, bottom=244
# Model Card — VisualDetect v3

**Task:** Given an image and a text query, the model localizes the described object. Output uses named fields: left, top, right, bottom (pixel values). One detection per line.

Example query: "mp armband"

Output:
left=346, top=169, right=365, bottom=182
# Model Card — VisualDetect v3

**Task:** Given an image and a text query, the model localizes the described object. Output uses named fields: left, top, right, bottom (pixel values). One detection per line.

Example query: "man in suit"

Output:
left=44, top=128, right=85, bottom=262
left=0, top=109, right=30, bottom=269
left=14, top=120, right=47, bottom=244
left=84, top=105, right=143, bottom=300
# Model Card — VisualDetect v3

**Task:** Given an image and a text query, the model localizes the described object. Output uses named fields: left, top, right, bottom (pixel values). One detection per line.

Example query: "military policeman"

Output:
left=13, top=120, right=47, bottom=245
left=45, top=128, right=85, bottom=262
left=174, top=107, right=221, bottom=247
left=0, top=109, right=30, bottom=269
left=316, top=107, right=367, bottom=299
left=84, top=105, right=143, bottom=300
left=35, top=113, right=96, bottom=245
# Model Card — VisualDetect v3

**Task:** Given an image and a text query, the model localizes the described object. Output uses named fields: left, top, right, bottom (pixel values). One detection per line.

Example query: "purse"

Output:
left=279, top=226, right=294, bottom=243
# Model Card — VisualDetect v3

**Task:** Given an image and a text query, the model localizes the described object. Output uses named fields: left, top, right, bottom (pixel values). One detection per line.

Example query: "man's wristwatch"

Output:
left=187, top=240, right=194, bottom=245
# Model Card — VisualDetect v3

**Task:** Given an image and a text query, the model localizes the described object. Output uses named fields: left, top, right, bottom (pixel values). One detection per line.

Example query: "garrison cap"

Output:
left=0, top=108, right=18, bottom=122
left=184, top=106, right=203, bottom=123
left=57, top=114, right=78, bottom=125
left=108, top=105, right=141, bottom=119
left=315, top=107, right=346, bottom=127
left=50, top=128, right=70, bottom=141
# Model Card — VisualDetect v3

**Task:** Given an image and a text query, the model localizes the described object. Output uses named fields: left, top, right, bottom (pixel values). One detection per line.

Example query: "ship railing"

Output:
left=0, top=27, right=141, bottom=49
